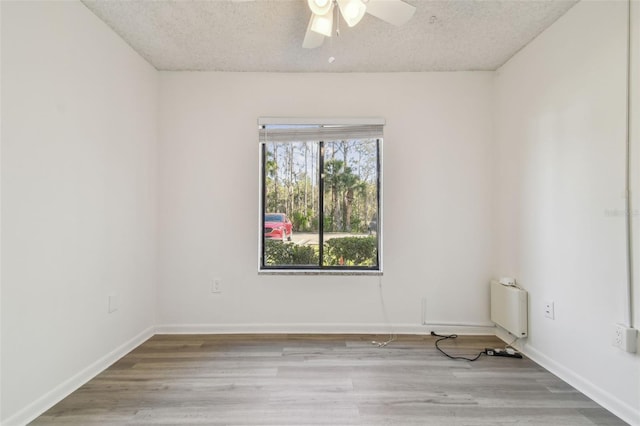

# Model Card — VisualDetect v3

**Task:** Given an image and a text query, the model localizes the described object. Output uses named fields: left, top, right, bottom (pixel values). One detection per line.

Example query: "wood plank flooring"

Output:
left=31, top=334, right=627, bottom=425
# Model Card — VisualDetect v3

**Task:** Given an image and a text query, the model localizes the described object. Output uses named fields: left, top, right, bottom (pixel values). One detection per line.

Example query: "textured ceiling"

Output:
left=81, top=0, right=578, bottom=72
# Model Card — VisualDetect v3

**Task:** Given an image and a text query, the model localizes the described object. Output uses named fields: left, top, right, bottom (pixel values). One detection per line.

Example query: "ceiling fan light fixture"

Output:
left=307, top=0, right=333, bottom=16
left=310, top=7, right=334, bottom=37
left=336, top=0, right=366, bottom=27
left=303, top=0, right=415, bottom=49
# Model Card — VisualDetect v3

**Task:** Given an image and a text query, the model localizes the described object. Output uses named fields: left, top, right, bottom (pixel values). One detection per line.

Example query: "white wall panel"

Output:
left=1, top=1, right=158, bottom=422
left=493, top=1, right=640, bottom=423
left=157, top=71, right=494, bottom=332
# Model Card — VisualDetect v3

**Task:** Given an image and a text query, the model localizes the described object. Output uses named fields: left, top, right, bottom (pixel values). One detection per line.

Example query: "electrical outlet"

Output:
left=613, top=324, right=637, bottom=353
left=211, top=279, right=221, bottom=294
left=544, top=301, right=554, bottom=319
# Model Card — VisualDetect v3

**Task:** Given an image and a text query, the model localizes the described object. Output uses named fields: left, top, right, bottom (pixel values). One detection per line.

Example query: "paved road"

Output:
left=291, top=232, right=373, bottom=245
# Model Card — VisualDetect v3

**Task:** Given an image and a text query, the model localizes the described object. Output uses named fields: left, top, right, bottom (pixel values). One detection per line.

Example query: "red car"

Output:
left=264, top=213, right=293, bottom=241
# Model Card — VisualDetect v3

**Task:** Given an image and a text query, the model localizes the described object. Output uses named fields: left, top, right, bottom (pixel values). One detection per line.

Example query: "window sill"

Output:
left=258, top=269, right=383, bottom=276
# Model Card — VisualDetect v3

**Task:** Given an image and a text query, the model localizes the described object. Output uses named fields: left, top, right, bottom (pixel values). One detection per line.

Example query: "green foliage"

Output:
left=324, top=159, right=361, bottom=232
left=324, top=236, right=377, bottom=266
left=265, top=237, right=377, bottom=267
left=323, top=216, right=334, bottom=231
left=349, top=216, right=364, bottom=233
left=265, top=240, right=318, bottom=265
left=291, top=210, right=313, bottom=232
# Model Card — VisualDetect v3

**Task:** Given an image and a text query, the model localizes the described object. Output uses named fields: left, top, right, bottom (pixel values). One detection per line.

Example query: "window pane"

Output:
left=322, top=139, right=379, bottom=267
left=260, top=123, right=381, bottom=272
left=263, top=141, right=320, bottom=267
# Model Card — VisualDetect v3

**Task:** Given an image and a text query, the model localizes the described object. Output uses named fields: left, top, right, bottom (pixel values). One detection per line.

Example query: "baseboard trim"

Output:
left=2, top=326, right=155, bottom=426
left=423, top=322, right=497, bottom=335
left=493, top=325, right=523, bottom=346
left=155, top=322, right=497, bottom=336
left=156, top=323, right=424, bottom=335
left=521, top=343, right=640, bottom=426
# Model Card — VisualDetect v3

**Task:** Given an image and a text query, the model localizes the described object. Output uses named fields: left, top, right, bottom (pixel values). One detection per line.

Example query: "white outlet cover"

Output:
left=544, top=301, right=554, bottom=319
left=614, top=324, right=638, bottom=353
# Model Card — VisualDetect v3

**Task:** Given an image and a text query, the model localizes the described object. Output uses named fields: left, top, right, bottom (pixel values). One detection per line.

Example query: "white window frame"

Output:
left=258, top=117, right=384, bottom=275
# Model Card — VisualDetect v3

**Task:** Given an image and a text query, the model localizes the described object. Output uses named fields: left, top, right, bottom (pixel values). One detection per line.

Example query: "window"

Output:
left=259, top=118, right=383, bottom=273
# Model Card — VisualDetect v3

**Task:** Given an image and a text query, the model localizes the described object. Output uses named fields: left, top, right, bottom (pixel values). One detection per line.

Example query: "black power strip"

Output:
left=430, top=332, right=524, bottom=361
left=485, top=348, right=523, bottom=358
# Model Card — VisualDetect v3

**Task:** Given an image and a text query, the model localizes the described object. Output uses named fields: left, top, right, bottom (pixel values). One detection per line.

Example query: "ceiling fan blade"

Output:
left=303, top=14, right=325, bottom=48
left=365, top=0, right=416, bottom=26
left=310, top=4, right=334, bottom=37
left=336, top=0, right=366, bottom=27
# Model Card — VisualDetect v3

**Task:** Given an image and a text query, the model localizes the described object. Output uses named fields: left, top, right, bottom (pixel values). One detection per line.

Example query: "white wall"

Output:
left=157, top=72, right=495, bottom=332
left=633, top=0, right=640, bottom=354
left=493, top=1, right=640, bottom=424
left=1, top=1, right=158, bottom=423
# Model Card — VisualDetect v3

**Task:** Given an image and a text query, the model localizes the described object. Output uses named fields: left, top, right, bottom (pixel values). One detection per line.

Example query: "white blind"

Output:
left=258, top=118, right=384, bottom=143
left=259, top=125, right=383, bottom=143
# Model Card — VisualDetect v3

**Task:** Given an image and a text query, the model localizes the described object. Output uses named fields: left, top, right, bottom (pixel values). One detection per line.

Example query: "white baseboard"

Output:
left=155, top=322, right=496, bottom=336
left=156, top=322, right=425, bottom=335
left=521, top=344, right=640, bottom=426
left=422, top=321, right=497, bottom=336
left=2, top=326, right=155, bottom=426
left=493, top=325, right=523, bottom=346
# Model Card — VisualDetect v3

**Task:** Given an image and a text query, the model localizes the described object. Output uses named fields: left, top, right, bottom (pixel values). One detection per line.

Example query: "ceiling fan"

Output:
left=303, top=0, right=416, bottom=49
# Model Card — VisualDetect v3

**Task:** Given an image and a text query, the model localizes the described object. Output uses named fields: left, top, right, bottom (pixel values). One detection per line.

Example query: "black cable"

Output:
left=430, top=331, right=486, bottom=362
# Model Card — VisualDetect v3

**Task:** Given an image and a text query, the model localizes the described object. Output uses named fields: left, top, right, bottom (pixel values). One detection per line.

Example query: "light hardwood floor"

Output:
left=31, top=334, right=627, bottom=425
